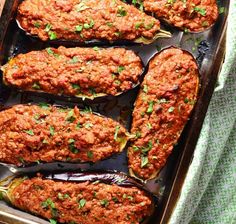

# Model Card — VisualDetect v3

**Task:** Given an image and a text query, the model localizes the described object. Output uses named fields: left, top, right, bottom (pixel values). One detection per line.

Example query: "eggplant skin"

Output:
left=5, top=172, right=154, bottom=224
left=1, top=47, right=143, bottom=100
left=0, top=104, right=129, bottom=166
left=143, top=0, right=218, bottom=32
left=17, top=0, right=161, bottom=42
left=128, top=47, right=199, bottom=180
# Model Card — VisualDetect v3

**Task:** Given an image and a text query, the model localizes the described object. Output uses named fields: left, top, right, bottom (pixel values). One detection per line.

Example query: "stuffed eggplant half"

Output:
left=143, top=0, right=219, bottom=32
left=128, top=47, right=199, bottom=180
left=0, top=172, right=155, bottom=224
left=1, top=47, right=143, bottom=100
left=17, top=0, right=171, bottom=44
left=0, top=104, right=130, bottom=166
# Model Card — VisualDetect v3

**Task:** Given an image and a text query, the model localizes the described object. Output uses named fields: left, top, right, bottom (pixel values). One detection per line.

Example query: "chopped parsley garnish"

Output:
left=141, top=155, right=149, bottom=168
left=100, top=199, right=109, bottom=207
left=93, top=46, right=100, bottom=51
left=76, top=2, right=90, bottom=12
left=106, top=22, right=113, bottom=27
left=83, top=19, right=94, bottom=29
left=146, top=123, right=152, bottom=130
left=194, top=7, right=206, bottom=16
left=117, top=66, right=125, bottom=73
left=71, top=83, right=80, bottom=90
left=147, top=101, right=154, bottom=114
left=39, top=102, right=49, bottom=109
left=49, top=219, right=57, bottom=224
left=68, top=139, right=79, bottom=154
left=219, top=7, right=225, bottom=14
left=41, top=198, right=55, bottom=209
left=84, top=123, right=93, bottom=129
left=112, top=197, right=119, bottom=203
left=135, top=131, right=141, bottom=138
left=132, top=146, right=140, bottom=152
left=24, top=130, right=34, bottom=136
left=87, top=151, right=93, bottom=159
left=143, top=85, right=148, bottom=93
left=48, top=31, right=57, bottom=40
left=114, top=126, right=120, bottom=141
left=45, top=24, right=52, bottom=32
left=144, top=22, right=154, bottom=30
left=46, top=48, right=60, bottom=58
left=34, top=22, right=41, bottom=28
left=76, top=122, right=82, bottom=129
left=70, top=56, right=78, bottom=64
left=79, top=198, right=86, bottom=208
left=75, top=25, right=83, bottom=32
left=32, top=82, right=41, bottom=90
left=49, top=126, right=55, bottom=136
left=66, top=110, right=76, bottom=123
left=141, top=141, right=152, bottom=153
left=117, top=6, right=127, bottom=17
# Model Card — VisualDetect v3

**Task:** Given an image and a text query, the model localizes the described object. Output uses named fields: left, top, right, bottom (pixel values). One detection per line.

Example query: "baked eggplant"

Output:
left=143, top=0, right=219, bottom=32
left=0, top=104, right=130, bottom=166
left=1, top=46, right=143, bottom=100
left=128, top=47, right=199, bottom=180
left=16, top=0, right=171, bottom=44
left=0, top=171, right=155, bottom=224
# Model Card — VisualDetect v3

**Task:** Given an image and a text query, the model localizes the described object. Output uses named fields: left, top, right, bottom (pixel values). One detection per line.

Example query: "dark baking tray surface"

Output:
left=0, top=0, right=229, bottom=223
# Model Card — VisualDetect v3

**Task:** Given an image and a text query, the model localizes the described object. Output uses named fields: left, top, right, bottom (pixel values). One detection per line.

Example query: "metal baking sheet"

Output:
left=0, top=0, right=229, bottom=223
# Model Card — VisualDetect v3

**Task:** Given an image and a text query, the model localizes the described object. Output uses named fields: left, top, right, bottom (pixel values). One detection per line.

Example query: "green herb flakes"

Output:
left=141, top=155, right=149, bottom=168
left=79, top=198, right=86, bottom=208
left=100, top=199, right=109, bottom=207
left=194, top=7, right=206, bottom=16
left=117, top=6, right=127, bottom=17
left=24, top=129, right=34, bottom=136
left=114, top=126, right=120, bottom=141
left=87, top=151, right=93, bottom=159
left=147, top=101, right=154, bottom=114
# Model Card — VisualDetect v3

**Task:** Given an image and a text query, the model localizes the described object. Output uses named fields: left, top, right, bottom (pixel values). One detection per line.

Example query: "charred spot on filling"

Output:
left=1, top=47, right=143, bottom=99
left=128, top=47, right=199, bottom=180
left=0, top=104, right=128, bottom=166
left=11, top=177, right=153, bottom=224
left=17, top=0, right=161, bottom=42
left=143, top=0, right=219, bottom=32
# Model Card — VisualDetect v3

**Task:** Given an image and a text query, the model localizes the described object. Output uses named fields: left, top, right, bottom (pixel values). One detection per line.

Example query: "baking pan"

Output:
left=0, top=0, right=229, bottom=223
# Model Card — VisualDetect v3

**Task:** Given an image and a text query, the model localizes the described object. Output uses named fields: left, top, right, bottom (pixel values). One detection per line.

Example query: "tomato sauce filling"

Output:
left=0, top=105, right=127, bottom=166
left=2, top=47, right=143, bottom=98
left=12, top=177, right=153, bottom=224
left=17, top=0, right=160, bottom=41
left=128, top=47, right=199, bottom=179
left=143, top=0, right=218, bottom=32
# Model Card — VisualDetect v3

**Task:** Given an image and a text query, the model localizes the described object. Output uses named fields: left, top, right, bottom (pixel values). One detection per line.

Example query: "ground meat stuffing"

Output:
left=143, top=0, right=218, bottom=32
left=0, top=104, right=128, bottom=166
left=12, top=177, right=152, bottom=224
left=2, top=47, right=143, bottom=98
left=17, top=0, right=161, bottom=42
left=128, top=47, right=199, bottom=180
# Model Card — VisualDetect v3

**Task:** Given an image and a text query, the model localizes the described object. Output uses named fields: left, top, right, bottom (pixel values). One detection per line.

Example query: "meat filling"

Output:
left=11, top=177, right=153, bottom=224
left=17, top=0, right=161, bottom=42
left=0, top=104, right=128, bottom=166
left=143, top=0, right=218, bottom=32
left=128, top=47, right=199, bottom=180
left=2, top=47, right=143, bottom=98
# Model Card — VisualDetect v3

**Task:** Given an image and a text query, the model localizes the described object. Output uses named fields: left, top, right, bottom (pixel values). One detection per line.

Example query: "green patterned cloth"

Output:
left=169, top=1, right=236, bottom=224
